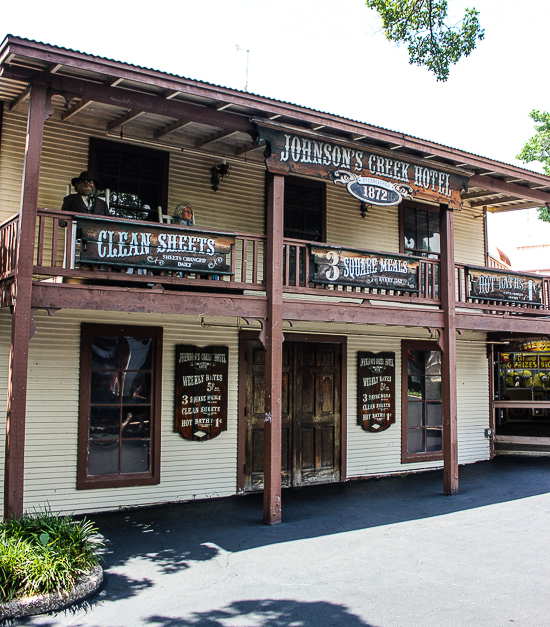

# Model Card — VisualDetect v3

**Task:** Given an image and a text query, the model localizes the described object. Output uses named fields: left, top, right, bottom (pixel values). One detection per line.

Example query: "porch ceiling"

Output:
left=2, top=35, right=550, bottom=210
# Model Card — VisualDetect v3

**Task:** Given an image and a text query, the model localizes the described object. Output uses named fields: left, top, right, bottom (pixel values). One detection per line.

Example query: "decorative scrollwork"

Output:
left=333, top=170, right=357, bottom=185
left=394, top=184, right=413, bottom=200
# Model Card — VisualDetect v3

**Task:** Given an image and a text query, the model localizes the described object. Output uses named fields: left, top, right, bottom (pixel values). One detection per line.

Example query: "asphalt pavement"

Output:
left=14, top=456, right=550, bottom=627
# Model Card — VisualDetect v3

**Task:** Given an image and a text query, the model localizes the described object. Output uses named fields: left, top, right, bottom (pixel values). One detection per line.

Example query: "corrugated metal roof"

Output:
left=0, top=34, right=547, bottom=179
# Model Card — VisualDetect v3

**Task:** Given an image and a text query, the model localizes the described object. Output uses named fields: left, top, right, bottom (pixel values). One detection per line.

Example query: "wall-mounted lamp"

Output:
left=360, top=202, right=369, bottom=218
left=211, top=158, right=230, bottom=192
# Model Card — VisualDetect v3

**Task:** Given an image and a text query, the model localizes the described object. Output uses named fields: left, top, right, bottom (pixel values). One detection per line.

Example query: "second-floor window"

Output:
left=402, top=203, right=440, bottom=257
left=89, top=139, right=169, bottom=222
left=284, top=178, right=326, bottom=242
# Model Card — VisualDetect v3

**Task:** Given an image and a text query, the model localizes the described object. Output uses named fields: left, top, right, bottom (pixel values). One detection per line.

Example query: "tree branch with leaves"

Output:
left=517, top=110, right=550, bottom=222
left=366, top=0, right=484, bottom=81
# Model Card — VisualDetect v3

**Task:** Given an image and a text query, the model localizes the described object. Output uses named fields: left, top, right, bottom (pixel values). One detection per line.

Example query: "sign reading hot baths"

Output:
left=311, top=245, right=419, bottom=291
left=258, top=126, right=469, bottom=209
left=78, top=217, right=234, bottom=274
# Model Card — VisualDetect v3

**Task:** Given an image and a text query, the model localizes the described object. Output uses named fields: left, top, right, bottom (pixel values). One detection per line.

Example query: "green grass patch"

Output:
left=0, top=509, right=102, bottom=602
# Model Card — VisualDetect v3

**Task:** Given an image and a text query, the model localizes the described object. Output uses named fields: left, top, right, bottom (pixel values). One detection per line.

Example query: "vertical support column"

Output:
left=263, top=173, right=284, bottom=524
left=4, top=82, right=47, bottom=519
left=439, top=203, right=458, bottom=495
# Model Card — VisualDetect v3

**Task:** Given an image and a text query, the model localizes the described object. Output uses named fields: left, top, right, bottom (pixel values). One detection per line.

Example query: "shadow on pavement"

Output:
left=87, top=456, right=550, bottom=595
left=143, top=599, right=375, bottom=626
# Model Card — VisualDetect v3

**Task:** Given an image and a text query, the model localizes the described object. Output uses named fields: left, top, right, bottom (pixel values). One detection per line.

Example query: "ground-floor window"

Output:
left=401, top=341, right=443, bottom=463
left=495, top=345, right=550, bottom=438
left=77, top=323, right=163, bottom=489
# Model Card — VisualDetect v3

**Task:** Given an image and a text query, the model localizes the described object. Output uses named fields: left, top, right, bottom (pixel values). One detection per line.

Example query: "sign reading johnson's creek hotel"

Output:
left=257, top=125, right=470, bottom=209
left=78, top=217, right=234, bottom=275
left=174, top=345, right=229, bottom=441
left=467, top=267, right=543, bottom=306
left=311, top=245, right=419, bottom=291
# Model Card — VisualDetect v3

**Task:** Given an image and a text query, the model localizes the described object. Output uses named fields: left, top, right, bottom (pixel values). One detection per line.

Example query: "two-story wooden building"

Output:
left=2, top=35, right=550, bottom=523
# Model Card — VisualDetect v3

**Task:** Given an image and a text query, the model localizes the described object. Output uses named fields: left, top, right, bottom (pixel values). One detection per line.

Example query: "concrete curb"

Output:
left=0, top=564, right=103, bottom=619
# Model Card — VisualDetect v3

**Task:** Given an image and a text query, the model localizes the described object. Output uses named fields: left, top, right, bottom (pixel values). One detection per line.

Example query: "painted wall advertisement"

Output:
left=78, top=217, right=234, bottom=275
left=311, top=245, right=419, bottom=291
left=174, top=345, right=229, bottom=441
left=357, top=351, right=396, bottom=432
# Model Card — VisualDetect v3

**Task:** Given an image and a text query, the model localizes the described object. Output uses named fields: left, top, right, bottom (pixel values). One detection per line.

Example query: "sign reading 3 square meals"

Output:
left=78, top=216, right=234, bottom=275
left=311, top=245, right=419, bottom=291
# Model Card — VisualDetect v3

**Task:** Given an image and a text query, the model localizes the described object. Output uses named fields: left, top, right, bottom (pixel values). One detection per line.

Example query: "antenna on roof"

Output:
left=236, top=45, right=249, bottom=92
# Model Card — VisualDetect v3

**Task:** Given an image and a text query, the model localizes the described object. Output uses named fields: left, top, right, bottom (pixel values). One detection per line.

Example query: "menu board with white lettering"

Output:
left=175, top=345, right=228, bottom=441
left=357, top=351, right=396, bottom=432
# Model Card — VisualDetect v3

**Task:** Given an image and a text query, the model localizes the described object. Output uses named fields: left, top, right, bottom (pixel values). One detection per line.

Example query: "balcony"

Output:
left=1, top=209, right=549, bottom=322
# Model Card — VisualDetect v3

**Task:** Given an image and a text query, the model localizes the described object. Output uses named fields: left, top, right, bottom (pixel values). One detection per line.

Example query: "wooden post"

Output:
left=263, top=173, right=284, bottom=524
left=439, top=203, right=458, bottom=495
left=4, top=82, right=48, bottom=519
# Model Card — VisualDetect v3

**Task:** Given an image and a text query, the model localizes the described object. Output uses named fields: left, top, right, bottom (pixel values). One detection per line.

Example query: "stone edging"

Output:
left=0, top=564, right=103, bottom=619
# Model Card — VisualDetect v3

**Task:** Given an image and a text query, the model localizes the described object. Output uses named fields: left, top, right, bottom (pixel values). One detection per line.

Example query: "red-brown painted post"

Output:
left=263, top=173, right=284, bottom=524
left=4, top=81, right=48, bottom=519
left=439, top=203, right=459, bottom=495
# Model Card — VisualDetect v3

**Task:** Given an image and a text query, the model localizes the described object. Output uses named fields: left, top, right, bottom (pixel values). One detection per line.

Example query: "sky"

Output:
left=2, top=0, right=549, bottom=254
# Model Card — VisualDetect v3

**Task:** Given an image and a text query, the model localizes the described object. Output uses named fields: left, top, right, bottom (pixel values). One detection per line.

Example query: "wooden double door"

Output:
left=244, top=339, right=342, bottom=491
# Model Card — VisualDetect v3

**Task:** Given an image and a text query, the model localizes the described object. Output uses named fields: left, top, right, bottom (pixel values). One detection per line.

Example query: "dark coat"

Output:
left=61, top=194, right=109, bottom=216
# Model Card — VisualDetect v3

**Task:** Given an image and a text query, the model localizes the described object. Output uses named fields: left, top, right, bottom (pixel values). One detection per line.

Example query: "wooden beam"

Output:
left=469, top=174, right=550, bottom=205
left=4, top=82, right=48, bottom=519
left=48, top=63, right=63, bottom=74
left=440, top=204, right=458, bottom=496
left=488, top=201, right=544, bottom=212
left=215, top=102, right=232, bottom=111
left=470, top=195, right=519, bottom=208
left=9, top=86, right=30, bottom=112
left=164, top=90, right=180, bottom=100
left=31, top=284, right=267, bottom=318
left=235, top=141, right=263, bottom=156
left=62, top=98, right=94, bottom=121
left=153, top=119, right=192, bottom=139
left=107, top=109, right=145, bottom=131
left=196, top=129, right=238, bottom=148
left=263, top=173, right=284, bottom=525
left=455, top=313, right=550, bottom=334
left=23, top=71, right=255, bottom=135
left=109, top=77, right=124, bottom=87
left=461, top=190, right=494, bottom=200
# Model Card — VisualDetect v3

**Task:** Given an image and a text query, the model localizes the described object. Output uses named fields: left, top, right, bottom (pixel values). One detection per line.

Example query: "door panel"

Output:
left=244, top=339, right=341, bottom=491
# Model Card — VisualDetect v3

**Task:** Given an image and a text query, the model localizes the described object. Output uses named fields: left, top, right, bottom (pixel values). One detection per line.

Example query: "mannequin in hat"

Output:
left=61, top=171, right=109, bottom=216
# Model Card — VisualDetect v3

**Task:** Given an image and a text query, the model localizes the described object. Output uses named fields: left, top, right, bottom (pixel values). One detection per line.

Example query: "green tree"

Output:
left=517, top=110, right=550, bottom=222
left=366, top=0, right=484, bottom=81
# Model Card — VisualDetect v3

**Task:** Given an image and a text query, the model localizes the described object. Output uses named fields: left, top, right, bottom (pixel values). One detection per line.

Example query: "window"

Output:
left=284, top=177, right=326, bottom=242
left=77, top=324, right=162, bottom=489
left=401, top=203, right=440, bottom=257
left=89, top=139, right=169, bottom=222
left=401, top=341, right=443, bottom=463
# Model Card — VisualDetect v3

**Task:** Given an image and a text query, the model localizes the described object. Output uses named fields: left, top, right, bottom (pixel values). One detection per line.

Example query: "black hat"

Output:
left=71, top=171, right=100, bottom=188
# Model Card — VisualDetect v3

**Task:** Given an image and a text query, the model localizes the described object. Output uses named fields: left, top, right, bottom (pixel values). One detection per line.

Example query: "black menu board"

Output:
left=174, top=345, right=228, bottom=441
left=357, top=351, right=396, bottom=432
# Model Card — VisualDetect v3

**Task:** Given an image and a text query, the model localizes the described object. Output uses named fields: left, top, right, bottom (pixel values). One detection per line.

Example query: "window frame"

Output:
left=399, top=201, right=441, bottom=258
left=401, top=340, right=444, bottom=464
left=88, top=138, right=169, bottom=223
left=283, top=176, right=327, bottom=243
left=77, top=323, right=163, bottom=490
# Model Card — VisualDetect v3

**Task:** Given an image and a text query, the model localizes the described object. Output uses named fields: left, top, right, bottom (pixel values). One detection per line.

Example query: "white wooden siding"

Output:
left=0, top=309, right=240, bottom=515
left=0, top=312, right=490, bottom=514
left=343, top=327, right=490, bottom=478
left=0, top=111, right=266, bottom=235
left=454, top=208, right=485, bottom=266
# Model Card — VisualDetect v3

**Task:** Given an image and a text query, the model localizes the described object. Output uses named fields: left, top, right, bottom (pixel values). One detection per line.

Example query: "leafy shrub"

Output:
left=0, top=509, right=102, bottom=602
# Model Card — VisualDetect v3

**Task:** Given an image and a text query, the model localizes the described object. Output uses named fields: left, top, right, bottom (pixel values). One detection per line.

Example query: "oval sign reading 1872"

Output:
left=334, top=170, right=412, bottom=206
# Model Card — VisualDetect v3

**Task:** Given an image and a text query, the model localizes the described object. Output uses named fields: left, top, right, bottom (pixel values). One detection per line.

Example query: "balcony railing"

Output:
left=31, top=209, right=266, bottom=290
left=1, top=210, right=550, bottom=317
